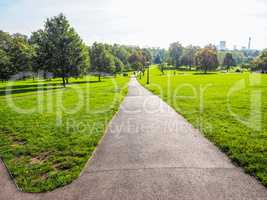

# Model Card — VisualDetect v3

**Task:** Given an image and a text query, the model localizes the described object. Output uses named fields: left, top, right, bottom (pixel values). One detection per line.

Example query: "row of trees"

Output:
left=1, top=13, right=267, bottom=85
left=0, top=14, right=153, bottom=85
left=90, top=43, right=151, bottom=81
left=155, top=42, right=265, bottom=73
left=253, top=49, right=267, bottom=73
left=159, top=43, right=232, bottom=73
left=0, top=32, right=35, bottom=82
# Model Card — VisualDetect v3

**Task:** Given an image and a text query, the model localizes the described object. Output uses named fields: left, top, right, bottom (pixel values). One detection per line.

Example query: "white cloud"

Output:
left=0, top=0, right=266, bottom=49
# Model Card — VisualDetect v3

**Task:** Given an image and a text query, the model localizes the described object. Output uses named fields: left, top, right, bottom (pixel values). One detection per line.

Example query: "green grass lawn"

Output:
left=139, top=66, right=267, bottom=186
left=0, top=75, right=129, bottom=192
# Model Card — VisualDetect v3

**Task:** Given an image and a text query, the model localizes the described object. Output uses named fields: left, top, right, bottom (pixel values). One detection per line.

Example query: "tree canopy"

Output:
left=0, top=31, right=34, bottom=81
left=195, top=46, right=219, bottom=73
left=180, top=45, right=199, bottom=70
left=223, top=53, right=236, bottom=71
left=0, top=13, right=265, bottom=83
left=169, top=42, right=183, bottom=67
left=31, top=13, right=89, bottom=86
left=255, top=49, right=267, bottom=73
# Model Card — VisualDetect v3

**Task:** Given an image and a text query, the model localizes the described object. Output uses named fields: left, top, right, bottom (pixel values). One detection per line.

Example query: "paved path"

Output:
left=1, top=78, right=267, bottom=200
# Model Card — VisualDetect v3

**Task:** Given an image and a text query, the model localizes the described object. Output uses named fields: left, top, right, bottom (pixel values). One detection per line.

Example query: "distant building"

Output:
left=248, top=37, right=251, bottom=50
left=219, top=41, right=226, bottom=50
left=233, top=45, right=237, bottom=50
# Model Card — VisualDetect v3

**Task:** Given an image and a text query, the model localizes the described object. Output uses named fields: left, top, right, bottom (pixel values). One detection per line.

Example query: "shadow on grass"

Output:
left=68, top=80, right=101, bottom=85
left=0, top=80, right=101, bottom=96
left=193, top=72, right=217, bottom=75
left=0, top=87, right=64, bottom=96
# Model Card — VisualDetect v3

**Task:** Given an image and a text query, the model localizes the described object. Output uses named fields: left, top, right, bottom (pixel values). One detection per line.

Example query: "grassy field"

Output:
left=139, top=66, right=267, bottom=186
left=0, top=75, right=129, bottom=192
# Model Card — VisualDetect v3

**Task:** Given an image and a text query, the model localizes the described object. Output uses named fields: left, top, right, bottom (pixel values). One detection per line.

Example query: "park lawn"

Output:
left=139, top=66, right=267, bottom=187
left=0, top=75, right=129, bottom=192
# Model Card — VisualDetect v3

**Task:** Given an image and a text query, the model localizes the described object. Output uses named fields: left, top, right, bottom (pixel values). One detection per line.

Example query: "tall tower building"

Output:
left=248, top=37, right=251, bottom=50
left=219, top=41, right=226, bottom=50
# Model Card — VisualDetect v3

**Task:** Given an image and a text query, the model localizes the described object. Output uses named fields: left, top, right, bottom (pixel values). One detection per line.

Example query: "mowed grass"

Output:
left=139, top=66, right=267, bottom=186
left=0, top=75, right=129, bottom=192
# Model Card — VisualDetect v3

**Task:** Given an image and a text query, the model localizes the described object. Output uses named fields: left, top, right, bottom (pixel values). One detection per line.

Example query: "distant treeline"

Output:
left=1, top=13, right=267, bottom=86
left=161, top=42, right=265, bottom=73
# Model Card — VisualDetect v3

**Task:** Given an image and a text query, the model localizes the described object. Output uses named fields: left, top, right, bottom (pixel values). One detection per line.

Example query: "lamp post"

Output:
left=146, top=62, right=150, bottom=85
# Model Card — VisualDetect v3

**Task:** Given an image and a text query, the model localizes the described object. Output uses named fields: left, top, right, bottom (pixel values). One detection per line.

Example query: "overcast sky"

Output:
left=0, top=0, right=266, bottom=49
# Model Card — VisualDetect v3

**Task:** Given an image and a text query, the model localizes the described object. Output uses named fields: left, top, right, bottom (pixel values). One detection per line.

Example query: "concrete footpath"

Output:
left=0, top=78, right=267, bottom=200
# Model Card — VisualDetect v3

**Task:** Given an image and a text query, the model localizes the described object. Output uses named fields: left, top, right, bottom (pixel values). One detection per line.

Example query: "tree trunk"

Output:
left=98, top=74, right=101, bottom=82
left=62, top=76, right=66, bottom=87
left=204, top=67, right=207, bottom=74
left=66, top=78, right=69, bottom=84
left=44, top=72, right=47, bottom=80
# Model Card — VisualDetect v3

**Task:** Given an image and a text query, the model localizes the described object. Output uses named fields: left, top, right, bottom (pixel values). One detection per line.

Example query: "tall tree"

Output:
left=223, top=53, right=236, bottom=72
left=0, top=49, right=12, bottom=82
left=9, top=34, right=35, bottom=74
left=0, top=31, right=13, bottom=51
left=180, top=45, right=199, bottom=70
left=111, top=44, right=130, bottom=66
left=159, top=62, right=168, bottom=75
left=128, top=51, right=145, bottom=71
left=90, top=42, right=116, bottom=81
left=0, top=31, right=13, bottom=81
left=169, top=42, right=183, bottom=67
left=0, top=31, right=34, bottom=79
left=141, top=48, right=152, bottom=65
left=256, top=49, right=267, bottom=73
left=114, top=57, right=124, bottom=74
left=29, top=30, right=51, bottom=78
left=195, top=47, right=219, bottom=73
left=31, top=13, right=89, bottom=87
left=153, top=48, right=169, bottom=64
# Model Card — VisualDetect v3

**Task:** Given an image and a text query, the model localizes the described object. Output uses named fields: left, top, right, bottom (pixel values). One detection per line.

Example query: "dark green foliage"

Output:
left=90, top=42, right=116, bottom=81
left=30, top=14, right=89, bottom=86
left=114, top=57, right=124, bottom=74
left=0, top=31, right=35, bottom=81
left=0, top=31, right=13, bottom=51
left=169, top=42, right=183, bottom=67
left=9, top=34, right=35, bottom=73
left=158, top=63, right=168, bottom=74
left=29, top=30, right=53, bottom=75
left=180, top=45, right=199, bottom=70
left=153, top=48, right=169, bottom=64
left=111, top=44, right=130, bottom=66
left=195, top=46, right=219, bottom=73
left=223, top=52, right=236, bottom=71
left=0, top=49, right=12, bottom=81
left=128, top=51, right=145, bottom=71
left=255, top=49, right=267, bottom=73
